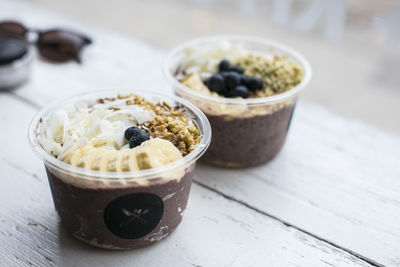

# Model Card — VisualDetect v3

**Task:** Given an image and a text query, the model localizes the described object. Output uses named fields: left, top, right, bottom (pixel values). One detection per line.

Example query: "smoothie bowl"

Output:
left=28, top=90, right=211, bottom=249
left=164, top=36, right=311, bottom=168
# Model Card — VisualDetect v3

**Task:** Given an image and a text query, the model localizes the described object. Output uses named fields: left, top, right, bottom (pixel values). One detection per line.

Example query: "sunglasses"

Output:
left=0, top=20, right=92, bottom=63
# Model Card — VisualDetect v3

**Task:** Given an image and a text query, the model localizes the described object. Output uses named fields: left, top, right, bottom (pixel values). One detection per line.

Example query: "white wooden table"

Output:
left=1, top=1, right=400, bottom=266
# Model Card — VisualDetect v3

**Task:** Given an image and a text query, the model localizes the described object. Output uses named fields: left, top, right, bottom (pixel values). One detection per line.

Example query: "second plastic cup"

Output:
left=28, top=90, right=211, bottom=249
left=164, top=36, right=312, bottom=168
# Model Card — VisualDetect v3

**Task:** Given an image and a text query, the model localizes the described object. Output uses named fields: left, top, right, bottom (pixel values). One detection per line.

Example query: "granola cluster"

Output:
left=236, top=54, right=303, bottom=97
left=117, top=94, right=201, bottom=156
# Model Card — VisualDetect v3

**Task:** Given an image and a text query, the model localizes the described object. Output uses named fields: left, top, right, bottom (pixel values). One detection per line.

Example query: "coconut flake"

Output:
left=38, top=97, right=156, bottom=157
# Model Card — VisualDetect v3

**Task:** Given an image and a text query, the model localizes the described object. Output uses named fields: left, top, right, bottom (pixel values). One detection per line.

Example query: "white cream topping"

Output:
left=177, top=41, right=251, bottom=80
left=38, top=98, right=156, bottom=158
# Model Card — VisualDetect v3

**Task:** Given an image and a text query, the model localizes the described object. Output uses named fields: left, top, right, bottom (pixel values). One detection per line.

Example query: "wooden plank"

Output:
left=0, top=94, right=372, bottom=266
left=2, top=1, right=399, bottom=265
left=194, top=101, right=400, bottom=266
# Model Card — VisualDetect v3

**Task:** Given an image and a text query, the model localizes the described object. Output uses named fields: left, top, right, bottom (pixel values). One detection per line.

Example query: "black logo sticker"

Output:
left=104, top=193, right=164, bottom=239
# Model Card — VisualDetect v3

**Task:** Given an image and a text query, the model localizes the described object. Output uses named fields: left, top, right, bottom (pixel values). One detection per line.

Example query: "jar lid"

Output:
left=0, top=37, right=28, bottom=65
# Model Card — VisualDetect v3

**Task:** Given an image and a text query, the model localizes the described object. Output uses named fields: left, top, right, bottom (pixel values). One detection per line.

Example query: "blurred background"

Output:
left=30, top=0, right=400, bottom=133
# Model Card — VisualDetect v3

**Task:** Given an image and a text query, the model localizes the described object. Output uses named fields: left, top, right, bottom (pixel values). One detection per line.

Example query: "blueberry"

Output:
left=230, top=66, right=244, bottom=74
left=208, top=74, right=225, bottom=93
left=219, top=71, right=230, bottom=79
left=124, top=126, right=142, bottom=141
left=129, top=131, right=150, bottom=148
left=246, top=77, right=263, bottom=91
left=231, top=85, right=250, bottom=98
left=125, top=126, right=150, bottom=148
left=218, top=59, right=230, bottom=72
left=239, top=75, right=250, bottom=85
left=225, top=72, right=241, bottom=90
left=221, top=88, right=231, bottom=97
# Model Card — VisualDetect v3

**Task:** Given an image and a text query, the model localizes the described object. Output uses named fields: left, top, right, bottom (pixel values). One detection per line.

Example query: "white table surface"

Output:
left=1, top=1, right=399, bottom=266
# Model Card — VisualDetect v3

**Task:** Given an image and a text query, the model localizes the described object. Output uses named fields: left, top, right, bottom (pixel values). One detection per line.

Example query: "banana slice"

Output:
left=91, top=149, right=115, bottom=171
left=182, top=73, right=216, bottom=96
left=181, top=72, right=247, bottom=116
left=136, top=138, right=182, bottom=170
left=59, top=138, right=182, bottom=172
left=76, top=147, right=105, bottom=169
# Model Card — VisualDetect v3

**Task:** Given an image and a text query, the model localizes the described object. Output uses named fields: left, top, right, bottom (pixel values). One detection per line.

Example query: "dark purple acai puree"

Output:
left=46, top=164, right=194, bottom=249
left=202, top=104, right=296, bottom=167
left=178, top=51, right=303, bottom=167
left=34, top=93, right=207, bottom=249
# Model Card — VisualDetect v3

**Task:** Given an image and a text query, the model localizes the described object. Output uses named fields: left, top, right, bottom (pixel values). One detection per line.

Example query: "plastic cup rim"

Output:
left=163, top=35, right=312, bottom=106
left=28, top=89, right=212, bottom=181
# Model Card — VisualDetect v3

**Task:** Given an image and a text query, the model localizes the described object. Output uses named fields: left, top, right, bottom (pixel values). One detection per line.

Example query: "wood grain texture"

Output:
left=194, top=102, right=400, bottom=266
left=1, top=0, right=399, bottom=266
left=0, top=94, right=372, bottom=267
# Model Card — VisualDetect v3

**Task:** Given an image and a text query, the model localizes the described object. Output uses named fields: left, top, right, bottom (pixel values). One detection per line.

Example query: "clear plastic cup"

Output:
left=163, top=35, right=312, bottom=168
left=28, top=90, right=211, bottom=249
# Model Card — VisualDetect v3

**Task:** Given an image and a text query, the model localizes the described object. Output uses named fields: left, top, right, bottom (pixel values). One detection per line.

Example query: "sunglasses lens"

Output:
left=0, top=21, right=28, bottom=39
left=37, top=30, right=91, bottom=63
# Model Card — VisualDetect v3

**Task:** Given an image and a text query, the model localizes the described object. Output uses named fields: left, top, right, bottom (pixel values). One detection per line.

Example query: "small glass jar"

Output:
left=0, top=37, right=32, bottom=89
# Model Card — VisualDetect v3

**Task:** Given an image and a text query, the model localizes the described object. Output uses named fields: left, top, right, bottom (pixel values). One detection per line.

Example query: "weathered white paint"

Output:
left=1, top=0, right=399, bottom=266
left=194, top=100, right=400, bottom=266
left=0, top=95, right=372, bottom=267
